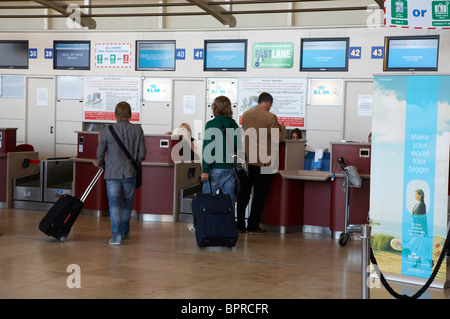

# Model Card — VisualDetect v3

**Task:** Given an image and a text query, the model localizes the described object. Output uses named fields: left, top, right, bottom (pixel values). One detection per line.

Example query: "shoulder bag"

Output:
left=222, top=125, right=248, bottom=183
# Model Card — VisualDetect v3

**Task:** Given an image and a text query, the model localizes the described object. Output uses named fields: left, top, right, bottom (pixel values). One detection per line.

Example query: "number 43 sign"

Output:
left=371, top=46, right=384, bottom=59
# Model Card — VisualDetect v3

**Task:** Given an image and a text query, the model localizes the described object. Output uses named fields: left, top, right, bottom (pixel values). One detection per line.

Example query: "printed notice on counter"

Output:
left=83, top=76, right=141, bottom=123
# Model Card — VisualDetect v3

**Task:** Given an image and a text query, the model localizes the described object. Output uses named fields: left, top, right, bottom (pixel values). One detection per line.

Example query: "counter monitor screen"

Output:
left=383, top=35, right=439, bottom=71
left=53, top=41, right=91, bottom=70
left=300, top=38, right=349, bottom=71
left=136, top=40, right=176, bottom=71
left=0, top=40, right=29, bottom=69
left=204, top=39, right=247, bottom=71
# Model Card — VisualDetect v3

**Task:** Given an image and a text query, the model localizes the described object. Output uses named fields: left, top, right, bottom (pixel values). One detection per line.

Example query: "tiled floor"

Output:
left=0, top=208, right=448, bottom=300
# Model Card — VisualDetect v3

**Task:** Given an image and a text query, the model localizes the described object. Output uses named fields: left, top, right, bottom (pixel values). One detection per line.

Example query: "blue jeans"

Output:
left=106, top=177, right=136, bottom=241
left=203, top=168, right=236, bottom=204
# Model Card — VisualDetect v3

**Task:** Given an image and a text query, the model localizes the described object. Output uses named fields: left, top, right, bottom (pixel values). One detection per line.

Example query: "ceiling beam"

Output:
left=373, top=0, right=384, bottom=10
left=187, top=0, right=236, bottom=27
left=33, top=0, right=96, bottom=29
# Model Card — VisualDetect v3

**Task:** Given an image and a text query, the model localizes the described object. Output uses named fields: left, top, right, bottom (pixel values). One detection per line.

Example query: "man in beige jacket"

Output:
left=237, top=92, right=285, bottom=234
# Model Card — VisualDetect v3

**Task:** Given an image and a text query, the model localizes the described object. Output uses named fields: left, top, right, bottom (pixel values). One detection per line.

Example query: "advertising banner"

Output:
left=385, top=0, right=450, bottom=28
left=370, top=75, right=449, bottom=286
left=83, top=76, right=141, bottom=123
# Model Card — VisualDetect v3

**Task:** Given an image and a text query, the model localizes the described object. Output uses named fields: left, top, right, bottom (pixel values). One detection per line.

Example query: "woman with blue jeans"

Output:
left=97, top=102, right=146, bottom=245
left=188, top=96, right=240, bottom=232
left=201, top=96, right=239, bottom=197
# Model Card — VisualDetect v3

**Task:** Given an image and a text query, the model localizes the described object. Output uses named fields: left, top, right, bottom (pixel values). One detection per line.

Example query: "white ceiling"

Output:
left=0, top=0, right=384, bottom=29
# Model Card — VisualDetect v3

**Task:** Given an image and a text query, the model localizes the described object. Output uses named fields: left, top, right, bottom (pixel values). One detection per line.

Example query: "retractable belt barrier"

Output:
left=369, top=228, right=450, bottom=299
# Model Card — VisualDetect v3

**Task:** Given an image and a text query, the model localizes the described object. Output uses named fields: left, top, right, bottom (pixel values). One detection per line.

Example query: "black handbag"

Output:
left=222, top=125, right=248, bottom=182
left=232, top=153, right=249, bottom=182
left=108, top=125, right=142, bottom=188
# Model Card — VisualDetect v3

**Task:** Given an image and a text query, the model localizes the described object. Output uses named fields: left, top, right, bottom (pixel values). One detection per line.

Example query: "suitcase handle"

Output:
left=208, top=178, right=213, bottom=193
left=206, top=178, right=223, bottom=195
left=80, top=168, right=104, bottom=202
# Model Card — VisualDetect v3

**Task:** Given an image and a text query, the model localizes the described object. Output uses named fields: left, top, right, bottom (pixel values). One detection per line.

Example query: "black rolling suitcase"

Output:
left=39, top=168, right=103, bottom=242
left=191, top=180, right=238, bottom=248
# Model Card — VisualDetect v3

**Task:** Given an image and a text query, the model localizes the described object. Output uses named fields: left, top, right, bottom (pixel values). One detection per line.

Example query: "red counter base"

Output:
left=0, top=157, right=7, bottom=207
left=303, top=179, right=331, bottom=229
left=136, top=165, right=175, bottom=221
left=74, top=161, right=109, bottom=216
left=330, top=176, right=370, bottom=232
left=260, top=174, right=369, bottom=235
left=260, top=174, right=304, bottom=233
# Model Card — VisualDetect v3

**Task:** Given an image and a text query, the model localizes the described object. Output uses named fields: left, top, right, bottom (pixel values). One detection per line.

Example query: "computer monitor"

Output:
left=204, top=39, right=247, bottom=71
left=53, top=40, right=91, bottom=70
left=0, top=40, right=29, bottom=69
left=136, top=40, right=176, bottom=71
left=300, top=37, right=349, bottom=72
left=383, top=35, right=439, bottom=71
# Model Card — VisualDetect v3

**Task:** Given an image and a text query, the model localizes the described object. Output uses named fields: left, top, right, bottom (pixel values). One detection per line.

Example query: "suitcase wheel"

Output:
left=59, top=236, right=67, bottom=243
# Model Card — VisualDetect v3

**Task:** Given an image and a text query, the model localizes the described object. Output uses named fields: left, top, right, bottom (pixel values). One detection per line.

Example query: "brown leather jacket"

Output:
left=241, top=105, right=285, bottom=168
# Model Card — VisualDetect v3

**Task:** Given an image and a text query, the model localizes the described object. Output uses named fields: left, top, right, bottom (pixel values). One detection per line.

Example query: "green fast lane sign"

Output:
left=252, top=42, right=294, bottom=68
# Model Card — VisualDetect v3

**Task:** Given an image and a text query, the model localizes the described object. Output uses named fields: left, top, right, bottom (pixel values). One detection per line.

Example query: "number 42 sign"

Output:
left=349, top=46, right=362, bottom=59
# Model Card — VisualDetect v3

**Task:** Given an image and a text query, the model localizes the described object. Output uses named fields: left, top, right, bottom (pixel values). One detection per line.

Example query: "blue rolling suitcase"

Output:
left=191, top=181, right=238, bottom=248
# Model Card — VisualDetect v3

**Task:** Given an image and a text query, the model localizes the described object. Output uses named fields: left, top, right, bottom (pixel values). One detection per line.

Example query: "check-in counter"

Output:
left=137, top=134, right=201, bottom=222
left=73, top=131, right=109, bottom=216
left=0, top=154, right=7, bottom=207
left=330, top=142, right=371, bottom=232
left=261, top=140, right=311, bottom=233
left=261, top=140, right=371, bottom=236
left=73, top=131, right=201, bottom=221
left=0, top=128, right=17, bottom=155
left=0, top=128, right=17, bottom=208
left=279, top=170, right=333, bottom=233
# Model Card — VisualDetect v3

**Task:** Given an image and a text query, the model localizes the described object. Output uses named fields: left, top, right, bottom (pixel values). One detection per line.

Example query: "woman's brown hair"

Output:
left=212, top=95, right=233, bottom=117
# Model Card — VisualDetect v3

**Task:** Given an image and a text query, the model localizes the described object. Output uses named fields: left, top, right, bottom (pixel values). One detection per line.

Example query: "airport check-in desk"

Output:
left=73, top=131, right=201, bottom=220
left=0, top=128, right=17, bottom=208
left=0, top=128, right=75, bottom=210
left=13, top=158, right=74, bottom=209
left=261, top=141, right=371, bottom=236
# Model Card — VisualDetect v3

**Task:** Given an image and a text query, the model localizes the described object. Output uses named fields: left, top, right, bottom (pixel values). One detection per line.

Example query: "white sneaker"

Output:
left=187, top=223, right=196, bottom=233
left=109, top=238, right=121, bottom=246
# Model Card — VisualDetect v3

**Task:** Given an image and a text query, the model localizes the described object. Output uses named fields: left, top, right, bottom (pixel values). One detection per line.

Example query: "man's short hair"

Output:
left=258, top=92, right=273, bottom=104
left=115, top=101, right=132, bottom=121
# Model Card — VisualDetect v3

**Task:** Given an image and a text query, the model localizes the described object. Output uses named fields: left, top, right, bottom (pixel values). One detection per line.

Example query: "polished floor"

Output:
left=0, top=208, right=448, bottom=300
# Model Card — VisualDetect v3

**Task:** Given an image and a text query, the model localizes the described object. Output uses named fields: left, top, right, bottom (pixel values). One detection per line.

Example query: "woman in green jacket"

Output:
left=201, top=95, right=240, bottom=204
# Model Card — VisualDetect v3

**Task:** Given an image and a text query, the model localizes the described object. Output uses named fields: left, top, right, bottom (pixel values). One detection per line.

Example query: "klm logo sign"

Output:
left=314, top=85, right=329, bottom=95
left=211, top=89, right=226, bottom=94
left=147, top=84, right=160, bottom=93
